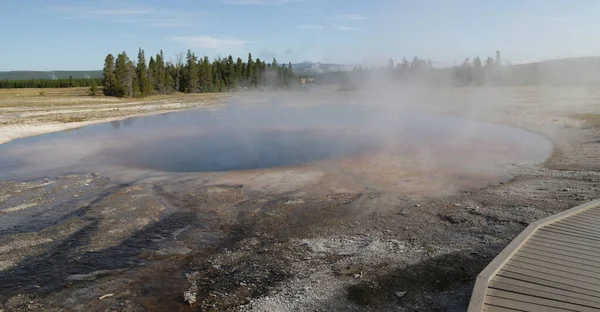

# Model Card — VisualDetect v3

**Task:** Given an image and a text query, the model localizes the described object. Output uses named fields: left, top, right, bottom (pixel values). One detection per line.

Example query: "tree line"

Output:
left=346, top=51, right=505, bottom=88
left=102, top=49, right=298, bottom=97
left=0, top=76, right=95, bottom=88
left=343, top=50, right=600, bottom=87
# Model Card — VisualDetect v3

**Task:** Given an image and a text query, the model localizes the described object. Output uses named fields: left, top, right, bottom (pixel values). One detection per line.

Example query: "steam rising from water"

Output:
left=0, top=98, right=552, bottom=195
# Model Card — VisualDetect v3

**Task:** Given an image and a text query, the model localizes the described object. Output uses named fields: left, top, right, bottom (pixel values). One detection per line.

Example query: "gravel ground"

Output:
left=0, top=87, right=599, bottom=312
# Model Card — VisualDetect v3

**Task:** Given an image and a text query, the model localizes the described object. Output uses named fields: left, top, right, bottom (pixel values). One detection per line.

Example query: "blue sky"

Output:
left=1, top=0, right=600, bottom=70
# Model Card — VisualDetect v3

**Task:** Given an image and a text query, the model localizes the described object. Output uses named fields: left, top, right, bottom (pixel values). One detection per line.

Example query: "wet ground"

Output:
left=0, top=89, right=599, bottom=311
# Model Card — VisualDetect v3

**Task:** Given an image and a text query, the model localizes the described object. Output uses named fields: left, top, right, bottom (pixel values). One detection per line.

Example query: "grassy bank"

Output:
left=0, top=87, right=228, bottom=108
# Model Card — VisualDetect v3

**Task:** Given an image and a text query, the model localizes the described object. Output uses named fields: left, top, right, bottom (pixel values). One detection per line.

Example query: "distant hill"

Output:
left=508, top=56, right=600, bottom=86
left=0, top=70, right=103, bottom=81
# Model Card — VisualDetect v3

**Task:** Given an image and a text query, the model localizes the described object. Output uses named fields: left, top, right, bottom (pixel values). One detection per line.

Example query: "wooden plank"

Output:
left=579, top=209, right=600, bottom=218
left=484, top=304, right=524, bottom=312
left=489, top=280, right=600, bottom=307
left=510, top=257, right=600, bottom=282
left=520, top=249, right=600, bottom=272
left=528, top=236, right=600, bottom=258
left=555, top=218, right=600, bottom=233
left=535, top=231, right=600, bottom=250
left=485, top=294, right=574, bottom=312
left=523, top=243, right=600, bottom=264
left=559, top=213, right=600, bottom=225
left=526, top=239, right=600, bottom=259
left=503, top=264, right=600, bottom=291
left=497, top=270, right=600, bottom=297
left=540, top=227, right=600, bottom=243
left=556, top=212, right=600, bottom=223
left=530, top=235, right=600, bottom=252
left=532, top=199, right=600, bottom=227
left=558, top=217, right=600, bottom=230
left=506, top=260, right=600, bottom=287
left=546, top=223, right=600, bottom=239
left=529, top=234, right=600, bottom=253
left=576, top=212, right=600, bottom=222
left=493, top=275, right=600, bottom=302
left=544, top=224, right=600, bottom=241
left=514, top=253, right=600, bottom=275
left=487, top=288, right=600, bottom=311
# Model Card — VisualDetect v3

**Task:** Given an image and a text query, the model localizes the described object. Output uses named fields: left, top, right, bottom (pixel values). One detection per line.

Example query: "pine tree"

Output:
left=495, top=50, right=502, bottom=67
left=148, top=56, right=157, bottom=91
left=112, top=52, right=135, bottom=97
left=247, top=53, right=254, bottom=87
left=137, top=48, right=152, bottom=97
left=103, top=54, right=115, bottom=96
left=235, top=57, right=244, bottom=82
left=410, top=56, right=421, bottom=72
left=287, top=61, right=294, bottom=85
left=400, top=57, right=409, bottom=75
left=164, top=62, right=176, bottom=94
left=164, top=72, right=175, bottom=93
left=185, top=50, right=199, bottom=92
left=114, top=52, right=128, bottom=97
left=204, top=57, right=213, bottom=92
left=460, top=57, right=473, bottom=85
left=255, top=58, right=264, bottom=87
left=156, top=50, right=166, bottom=94
left=127, top=59, right=137, bottom=97
left=226, top=55, right=236, bottom=91
left=484, top=57, right=494, bottom=69
left=472, top=56, right=483, bottom=86
left=89, top=78, right=99, bottom=96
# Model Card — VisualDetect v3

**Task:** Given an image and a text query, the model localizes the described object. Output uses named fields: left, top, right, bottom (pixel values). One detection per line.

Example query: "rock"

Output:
left=394, top=291, right=407, bottom=298
left=414, top=204, right=420, bottom=207
left=183, top=290, right=197, bottom=305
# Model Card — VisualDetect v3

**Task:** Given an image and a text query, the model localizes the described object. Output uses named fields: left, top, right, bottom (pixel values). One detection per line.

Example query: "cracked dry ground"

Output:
left=1, top=108, right=600, bottom=311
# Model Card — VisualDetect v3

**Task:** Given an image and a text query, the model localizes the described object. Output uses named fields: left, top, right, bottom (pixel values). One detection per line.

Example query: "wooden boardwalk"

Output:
left=468, top=199, right=600, bottom=312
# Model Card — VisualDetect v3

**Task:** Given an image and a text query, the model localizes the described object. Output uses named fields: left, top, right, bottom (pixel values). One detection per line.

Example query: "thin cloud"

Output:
left=223, top=0, right=298, bottom=4
left=170, top=36, right=249, bottom=49
left=52, top=5, right=153, bottom=17
left=86, top=9, right=152, bottom=16
left=298, top=24, right=323, bottom=30
left=329, top=14, right=368, bottom=21
left=51, top=5, right=201, bottom=28
left=333, top=25, right=357, bottom=31
left=120, top=18, right=195, bottom=28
